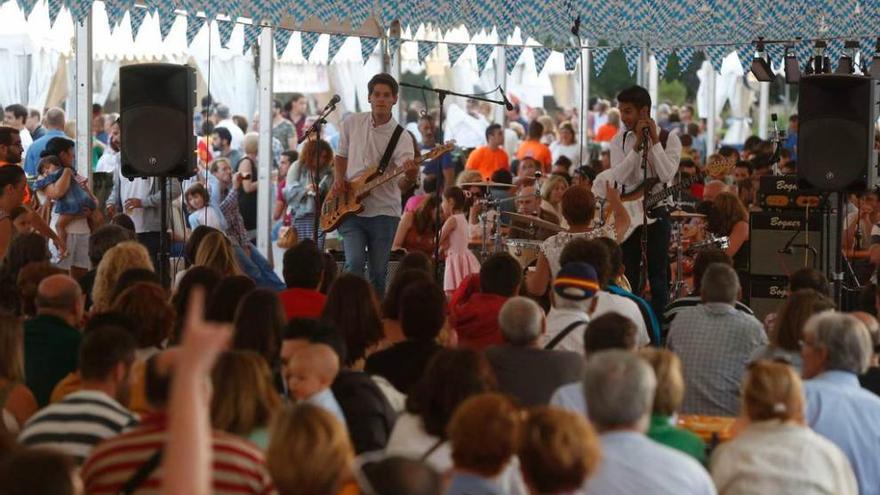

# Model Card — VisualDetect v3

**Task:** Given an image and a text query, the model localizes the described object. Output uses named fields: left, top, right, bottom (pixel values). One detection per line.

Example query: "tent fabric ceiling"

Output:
left=33, top=0, right=880, bottom=49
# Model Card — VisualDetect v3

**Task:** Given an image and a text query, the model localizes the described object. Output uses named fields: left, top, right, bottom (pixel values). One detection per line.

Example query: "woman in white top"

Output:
left=711, top=360, right=857, bottom=495
left=549, top=122, right=579, bottom=167
left=526, top=183, right=630, bottom=296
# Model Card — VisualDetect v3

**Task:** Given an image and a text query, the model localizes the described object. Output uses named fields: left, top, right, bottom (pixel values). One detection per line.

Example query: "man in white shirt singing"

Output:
left=333, top=73, right=417, bottom=294
left=609, top=85, right=681, bottom=317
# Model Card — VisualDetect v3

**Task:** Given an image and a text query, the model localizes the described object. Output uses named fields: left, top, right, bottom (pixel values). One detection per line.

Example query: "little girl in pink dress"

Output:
left=441, top=187, right=481, bottom=295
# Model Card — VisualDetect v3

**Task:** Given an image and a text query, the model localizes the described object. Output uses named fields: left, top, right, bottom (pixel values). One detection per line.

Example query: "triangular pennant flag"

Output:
left=301, top=31, right=320, bottom=61
left=564, top=47, right=579, bottom=72
left=186, top=15, right=205, bottom=46
left=533, top=46, right=552, bottom=75
left=448, top=43, right=467, bottom=67
left=159, top=10, right=177, bottom=41
left=476, top=44, right=495, bottom=74
left=826, top=38, right=844, bottom=71
left=705, top=45, right=730, bottom=71
left=274, top=28, right=293, bottom=58
left=202, top=1, right=220, bottom=23
left=69, top=0, right=91, bottom=25
left=766, top=43, right=785, bottom=67
left=592, top=47, right=611, bottom=75
left=48, top=0, right=63, bottom=27
left=417, top=40, right=436, bottom=64
left=653, top=48, right=670, bottom=76
left=242, top=24, right=261, bottom=55
left=105, top=0, right=128, bottom=29
left=328, top=34, right=347, bottom=63
left=17, top=0, right=38, bottom=19
left=506, top=45, right=524, bottom=74
left=676, top=46, right=696, bottom=71
left=360, top=37, right=379, bottom=64
left=129, top=7, right=148, bottom=38
left=388, top=36, right=401, bottom=56
left=623, top=46, right=641, bottom=76
left=218, top=20, right=235, bottom=48
left=737, top=43, right=754, bottom=73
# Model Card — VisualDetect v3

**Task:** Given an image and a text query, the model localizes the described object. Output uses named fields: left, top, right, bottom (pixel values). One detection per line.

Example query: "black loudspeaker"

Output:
left=749, top=210, right=823, bottom=277
left=749, top=276, right=789, bottom=322
left=797, top=75, right=878, bottom=192
left=120, top=63, right=196, bottom=178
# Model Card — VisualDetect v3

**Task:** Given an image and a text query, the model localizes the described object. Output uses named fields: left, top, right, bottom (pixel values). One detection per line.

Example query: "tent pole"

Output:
left=579, top=45, right=590, bottom=164
left=706, top=61, right=717, bottom=158
left=758, top=81, right=770, bottom=139
left=385, top=20, right=402, bottom=121
left=75, top=11, right=93, bottom=183
left=256, top=26, right=274, bottom=262
left=648, top=47, right=659, bottom=119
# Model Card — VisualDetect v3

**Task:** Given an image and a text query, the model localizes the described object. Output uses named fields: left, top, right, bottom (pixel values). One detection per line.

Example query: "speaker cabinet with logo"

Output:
left=797, top=75, right=879, bottom=192
left=749, top=276, right=789, bottom=322
left=749, top=210, right=823, bottom=278
left=120, top=64, right=196, bottom=178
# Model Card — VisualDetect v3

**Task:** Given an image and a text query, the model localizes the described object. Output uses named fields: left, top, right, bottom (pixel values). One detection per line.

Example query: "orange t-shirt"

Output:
left=465, top=146, right=510, bottom=180
left=515, top=140, right=553, bottom=171
left=595, top=124, right=619, bottom=142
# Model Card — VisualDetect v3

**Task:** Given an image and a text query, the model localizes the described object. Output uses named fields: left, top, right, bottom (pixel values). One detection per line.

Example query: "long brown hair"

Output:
left=194, top=231, right=241, bottom=277
left=709, top=192, right=749, bottom=236
left=772, top=289, right=835, bottom=352
left=299, top=139, right=333, bottom=171
left=211, top=351, right=281, bottom=437
left=412, top=194, right=439, bottom=234
left=321, top=274, right=383, bottom=367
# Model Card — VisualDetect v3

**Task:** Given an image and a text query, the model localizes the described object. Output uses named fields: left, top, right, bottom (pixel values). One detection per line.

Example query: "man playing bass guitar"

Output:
left=609, top=85, right=682, bottom=317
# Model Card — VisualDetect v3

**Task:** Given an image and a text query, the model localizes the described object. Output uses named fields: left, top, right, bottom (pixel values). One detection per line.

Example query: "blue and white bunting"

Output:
left=360, top=36, right=379, bottom=64
left=48, top=0, right=63, bottom=27
left=533, top=46, right=552, bottom=76
left=185, top=15, right=205, bottom=46
left=218, top=19, right=235, bottom=48
left=592, top=47, right=611, bottom=75
left=69, top=0, right=91, bottom=25
left=158, top=10, right=177, bottom=41
left=388, top=36, right=401, bottom=56
left=301, top=31, right=320, bottom=62
left=16, top=0, right=37, bottom=18
left=705, top=45, right=730, bottom=71
left=328, top=34, right=347, bottom=63
left=105, top=0, right=128, bottom=29
left=243, top=23, right=262, bottom=55
left=129, top=6, right=148, bottom=38
left=564, top=47, right=579, bottom=72
left=506, top=45, right=523, bottom=74
left=417, top=40, right=436, bottom=64
left=653, top=48, right=670, bottom=76
left=737, top=43, right=754, bottom=73
left=274, top=28, right=293, bottom=58
left=623, top=46, right=641, bottom=76
left=676, top=46, right=696, bottom=72
left=476, top=43, right=495, bottom=74
left=447, top=43, right=466, bottom=67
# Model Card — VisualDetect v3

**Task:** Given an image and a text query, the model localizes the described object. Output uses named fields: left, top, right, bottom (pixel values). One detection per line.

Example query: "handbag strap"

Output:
left=117, top=449, right=163, bottom=495
left=545, top=320, right=588, bottom=350
left=376, top=125, right=405, bottom=176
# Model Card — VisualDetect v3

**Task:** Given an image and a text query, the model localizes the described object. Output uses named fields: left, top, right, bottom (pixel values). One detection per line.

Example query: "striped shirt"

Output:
left=81, top=413, right=276, bottom=494
left=18, top=390, right=138, bottom=464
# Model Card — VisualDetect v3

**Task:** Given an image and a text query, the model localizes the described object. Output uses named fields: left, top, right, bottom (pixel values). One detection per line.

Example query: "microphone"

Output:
left=322, top=94, right=341, bottom=112
left=499, top=87, right=514, bottom=111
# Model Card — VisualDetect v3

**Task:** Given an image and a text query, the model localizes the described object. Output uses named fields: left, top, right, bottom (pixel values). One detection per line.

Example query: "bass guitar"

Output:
left=320, top=142, right=456, bottom=232
left=616, top=157, right=735, bottom=242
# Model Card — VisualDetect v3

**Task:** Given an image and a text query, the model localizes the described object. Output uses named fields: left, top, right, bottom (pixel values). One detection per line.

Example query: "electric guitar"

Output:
left=615, top=157, right=735, bottom=241
left=320, top=142, right=456, bottom=232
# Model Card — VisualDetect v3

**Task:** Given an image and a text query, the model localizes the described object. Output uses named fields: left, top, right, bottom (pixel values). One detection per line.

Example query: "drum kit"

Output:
left=668, top=208, right=729, bottom=299
left=460, top=181, right=564, bottom=267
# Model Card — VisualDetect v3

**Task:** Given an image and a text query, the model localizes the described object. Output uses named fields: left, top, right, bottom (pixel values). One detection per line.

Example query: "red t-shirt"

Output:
left=279, top=287, right=327, bottom=320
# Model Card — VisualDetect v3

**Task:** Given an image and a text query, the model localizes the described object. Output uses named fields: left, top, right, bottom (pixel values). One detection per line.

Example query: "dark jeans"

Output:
left=339, top=215, right=399, bottom=295
left=621, top=217, right=671, bottom=318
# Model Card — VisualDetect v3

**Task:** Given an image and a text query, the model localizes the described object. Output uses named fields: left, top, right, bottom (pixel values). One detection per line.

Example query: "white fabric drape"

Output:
left=0, top=47, right=28, bottom=107
left=27, top=49, right=61, bottom=108
left=190, top=21, right=257, bottom=119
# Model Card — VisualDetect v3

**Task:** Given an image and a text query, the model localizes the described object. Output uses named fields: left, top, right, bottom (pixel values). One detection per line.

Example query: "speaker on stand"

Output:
left=119, top=63, right=197, bottom=288
left=797, top=74, right=879, bottom=307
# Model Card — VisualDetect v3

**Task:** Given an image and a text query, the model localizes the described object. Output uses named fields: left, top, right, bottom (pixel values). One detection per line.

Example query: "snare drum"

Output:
left=506, top=239, right=542, bottom=268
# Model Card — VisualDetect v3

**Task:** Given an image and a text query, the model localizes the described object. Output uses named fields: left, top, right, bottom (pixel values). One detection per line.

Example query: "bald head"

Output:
left=36, top=274, right=84, bottom=324
left=292, top=343, right=340, bottom=385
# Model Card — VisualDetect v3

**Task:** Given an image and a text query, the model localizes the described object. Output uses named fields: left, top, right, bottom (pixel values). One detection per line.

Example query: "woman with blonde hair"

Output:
left=236, top=132, right=260, bottom=239
left=267, top=403, right=354, bottom=495
left=0, top=317, right=38, bottom=433
left=211, top=350, right=281, bottom=449
left=710, top=360, right=857, bottom=495
left=639, top=348, right=706, bottom=463
left=540, top=174, right=569, bottom=229
left=91, top=241, right=153, bottom=312
left=193, top=231, right=242, bottom=277
left=537, top=115, right=556, bottom=145
left=706, top=191, right=751, bottom=294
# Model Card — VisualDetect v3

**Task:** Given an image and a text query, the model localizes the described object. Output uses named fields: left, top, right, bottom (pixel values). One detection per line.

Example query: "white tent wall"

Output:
left=190, top=21, right=258, bottom=119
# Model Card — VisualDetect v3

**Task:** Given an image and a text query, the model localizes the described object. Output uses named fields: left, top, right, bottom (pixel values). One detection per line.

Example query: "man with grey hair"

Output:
left=24, top=107, right=67, bottom=176
left=667, top=263, right=766, bottom=416
left=582, top=350, right=715, bottom=495
left=212, top=103, right=244, bottom=151
left=802, top=312, right=880, bottom=495
left=484, top=297, right=584, bottom=406
left=23, top=274, right=84, bottom=406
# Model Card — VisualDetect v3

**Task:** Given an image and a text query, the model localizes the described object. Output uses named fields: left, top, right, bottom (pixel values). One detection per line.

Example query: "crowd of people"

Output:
left=1, top=74, right=879, bottom=495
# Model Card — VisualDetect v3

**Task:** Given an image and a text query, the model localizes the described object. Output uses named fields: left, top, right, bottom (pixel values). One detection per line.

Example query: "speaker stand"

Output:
left=158, top=178, right=170, bottom=289
left=832, top=193, right=846, bottom=308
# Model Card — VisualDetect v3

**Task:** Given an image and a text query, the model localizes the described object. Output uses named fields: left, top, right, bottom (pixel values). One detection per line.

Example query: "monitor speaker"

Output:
left=120, top=63, right=196, bottom=178
left=749, top=210, right=823, bottom=277
left=797, top=74, right=879, bottom=192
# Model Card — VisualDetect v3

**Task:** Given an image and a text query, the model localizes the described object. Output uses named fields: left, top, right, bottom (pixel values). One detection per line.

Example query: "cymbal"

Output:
left=669, top=210, right=706, bottom=219
left=506, top=212, right=565, bottom=232
left=460, top=181, right=516, bottom=188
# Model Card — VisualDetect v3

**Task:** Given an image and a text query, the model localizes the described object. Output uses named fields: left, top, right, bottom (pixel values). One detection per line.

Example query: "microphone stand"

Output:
left=303, top=100, right=338, bottom=246
left=399, top=82, right=507, bottom=282
left=638, top=127, right=650, bottom=296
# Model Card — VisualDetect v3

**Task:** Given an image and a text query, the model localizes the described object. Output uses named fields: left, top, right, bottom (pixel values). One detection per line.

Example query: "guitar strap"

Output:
left=377, top=125, right=405, bottom=176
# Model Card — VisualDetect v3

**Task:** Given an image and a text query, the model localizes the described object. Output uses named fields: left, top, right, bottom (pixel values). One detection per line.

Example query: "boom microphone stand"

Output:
left=303, top=95, right=340, bottom=246
left=399, top=82, right=508, bottom=282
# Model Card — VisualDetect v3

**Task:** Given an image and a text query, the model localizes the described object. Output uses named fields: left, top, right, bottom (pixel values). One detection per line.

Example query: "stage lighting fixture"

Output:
left=784, top=45, right=800, bottom=83
left=751, top=39, right=774, bottom=81
left=805, top=40, right=830, bottom=75
left=836, top=40, right=859, bottom=74
left=870, top=38, right=880, bottom=79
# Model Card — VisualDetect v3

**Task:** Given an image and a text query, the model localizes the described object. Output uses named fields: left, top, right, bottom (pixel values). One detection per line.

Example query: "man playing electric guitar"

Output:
left=333, top=73, right=418, bottom=294
left=609, top=85, right=682, bottom=317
